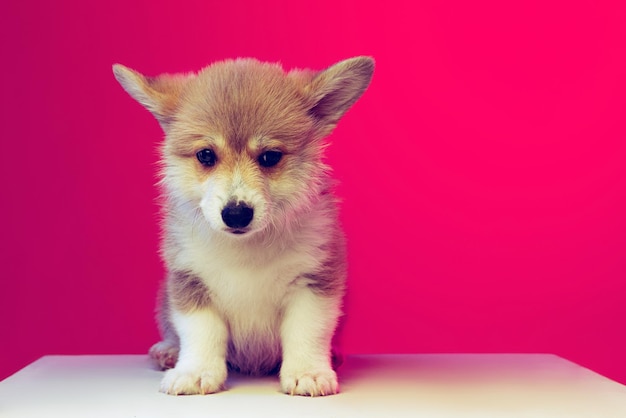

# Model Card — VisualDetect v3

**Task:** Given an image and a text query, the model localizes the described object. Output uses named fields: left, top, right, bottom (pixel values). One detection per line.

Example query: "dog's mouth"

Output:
left=226, top=228, right=249, bottom=235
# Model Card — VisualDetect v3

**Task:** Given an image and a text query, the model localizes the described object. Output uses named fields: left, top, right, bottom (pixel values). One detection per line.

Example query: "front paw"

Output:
left=280, top=368, right=339, bottom=396
left=160, top=366, right=227, bottom=395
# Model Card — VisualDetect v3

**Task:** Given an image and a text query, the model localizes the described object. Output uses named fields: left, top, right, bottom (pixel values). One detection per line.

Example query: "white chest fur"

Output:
left=172, top=222, right=327, bottom=373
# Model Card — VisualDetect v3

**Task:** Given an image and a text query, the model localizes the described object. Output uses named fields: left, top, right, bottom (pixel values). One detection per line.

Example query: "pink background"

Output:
left=2, top=1, right=625, bottom=383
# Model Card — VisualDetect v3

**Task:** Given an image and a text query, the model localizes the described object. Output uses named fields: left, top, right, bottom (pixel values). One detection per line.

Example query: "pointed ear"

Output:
left=305, top=56, right=374, bottom=137
left=112, top=64, right=192, bottom=128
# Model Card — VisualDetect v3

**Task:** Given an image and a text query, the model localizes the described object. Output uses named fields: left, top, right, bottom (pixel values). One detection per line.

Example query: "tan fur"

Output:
left=168, top=270, right=212, bottom=312
left=113, top=57, right=374, bottom=396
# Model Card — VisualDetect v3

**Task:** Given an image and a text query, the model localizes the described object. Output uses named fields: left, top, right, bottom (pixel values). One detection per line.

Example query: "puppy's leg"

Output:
left=159, top=307, right=228, bottom=395
left=280, top=288, right=341, bottom=396
left=149, top=286, right=180, bottom=370
left=159, top=271, right=227, bottom=395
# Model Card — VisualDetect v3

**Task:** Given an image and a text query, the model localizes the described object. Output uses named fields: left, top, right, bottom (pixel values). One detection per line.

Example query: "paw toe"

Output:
left=281, top=369, right=338, bottom=397
left=160, top=368, right=225, bottom=395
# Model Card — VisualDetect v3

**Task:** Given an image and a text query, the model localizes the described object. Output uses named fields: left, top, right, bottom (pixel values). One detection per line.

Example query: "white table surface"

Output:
left=1, top=354, right=625, bottom=417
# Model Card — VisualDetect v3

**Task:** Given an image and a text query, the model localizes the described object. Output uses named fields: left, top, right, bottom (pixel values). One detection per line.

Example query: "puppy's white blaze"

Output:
left=172, top=308, right=228, bottom=371
left=227, top=167, right=268, bottom=228
left=229, top=165, right=245, bottom=196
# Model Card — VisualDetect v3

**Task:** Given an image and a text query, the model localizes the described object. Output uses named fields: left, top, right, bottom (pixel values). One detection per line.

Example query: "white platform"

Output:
left=1, top=354, right=626, bottom=417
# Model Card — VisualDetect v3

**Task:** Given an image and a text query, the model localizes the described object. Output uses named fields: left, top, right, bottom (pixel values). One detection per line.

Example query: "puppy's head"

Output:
left=113, top=57, right=374, bottom=237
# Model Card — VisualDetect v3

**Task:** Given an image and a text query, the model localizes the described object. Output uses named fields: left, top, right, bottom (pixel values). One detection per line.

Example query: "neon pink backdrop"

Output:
left=1, top=1, right=625, bottom=383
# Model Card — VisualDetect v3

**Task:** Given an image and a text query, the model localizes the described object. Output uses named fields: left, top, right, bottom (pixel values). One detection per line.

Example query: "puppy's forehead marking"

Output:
left=248, top=136, right=283, bottom=152
left=213, top=135, right=227, bottom=150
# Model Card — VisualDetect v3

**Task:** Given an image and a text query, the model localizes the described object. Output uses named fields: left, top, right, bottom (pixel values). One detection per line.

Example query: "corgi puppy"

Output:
left=113, top=57, right=374, bottom=396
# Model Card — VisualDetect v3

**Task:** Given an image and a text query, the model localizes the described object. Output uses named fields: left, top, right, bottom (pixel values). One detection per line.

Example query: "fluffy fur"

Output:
left=113, top=57, right=374, bottom=396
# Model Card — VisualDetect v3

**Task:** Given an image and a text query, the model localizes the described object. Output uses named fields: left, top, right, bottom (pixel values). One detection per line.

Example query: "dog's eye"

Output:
left=196, top=149, right=217, bottom=167
left=258, top=150, right=282, bottom=168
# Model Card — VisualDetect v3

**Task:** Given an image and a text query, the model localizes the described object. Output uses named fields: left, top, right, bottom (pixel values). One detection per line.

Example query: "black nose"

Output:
left=221, top=201, right=254, bottom=229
